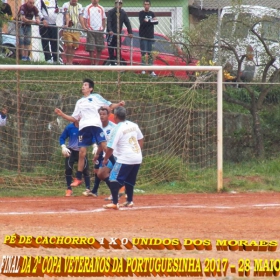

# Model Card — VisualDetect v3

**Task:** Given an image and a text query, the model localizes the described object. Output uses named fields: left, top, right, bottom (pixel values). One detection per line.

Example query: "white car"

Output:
left=1, top=33, right=16, bottom=58
left=214, top=5, right=280, bottom=82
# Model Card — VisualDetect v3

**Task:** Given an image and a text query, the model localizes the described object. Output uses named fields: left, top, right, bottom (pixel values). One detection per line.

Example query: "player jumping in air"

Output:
left=55, top=78, right=125, bottom=187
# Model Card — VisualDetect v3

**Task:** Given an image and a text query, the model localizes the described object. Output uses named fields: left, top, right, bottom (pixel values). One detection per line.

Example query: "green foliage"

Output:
left=260, top=104, right=280, bottom=155
left=225, top=157, right=280, bottom=177
left=2, top=158, right=280, bottom=197
left=223, top=158, right=280, bottom=192
left=137, top=154, right=217, bottom=193
left=173, top=14, right=218, bottom=62
left=0, top=3, right=8, bottom=28
left=138, top=155, right=188, bottom=185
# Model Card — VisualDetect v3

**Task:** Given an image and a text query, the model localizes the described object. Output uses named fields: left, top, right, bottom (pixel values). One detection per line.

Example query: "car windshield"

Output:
left=122, top=31, right=176, bottom=55
left=220, top=13, right=235, bottom=39
left=221, top=12, right=280, bottom=41
left=233, top=13, right=251, bottom=38
left=221, top=13, right=252, bottom=39
left=261, top=17, right=280, bottom=41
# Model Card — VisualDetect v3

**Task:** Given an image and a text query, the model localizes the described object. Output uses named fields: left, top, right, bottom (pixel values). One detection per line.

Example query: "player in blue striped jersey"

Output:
left=82, top=107, right=116, bottom=197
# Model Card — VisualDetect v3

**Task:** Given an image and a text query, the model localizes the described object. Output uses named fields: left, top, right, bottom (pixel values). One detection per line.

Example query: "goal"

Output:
left=0, top=65, right=223, bottom=194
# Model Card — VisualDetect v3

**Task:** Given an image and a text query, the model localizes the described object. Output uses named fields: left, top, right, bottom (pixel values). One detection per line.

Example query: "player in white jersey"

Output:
left=54, top=78, right=125, bottom=188
left=83, top=106, right=116, bottom=197
left=0, top=107, right=7, bottom=127
left=103, top=107, right=144, bottom=210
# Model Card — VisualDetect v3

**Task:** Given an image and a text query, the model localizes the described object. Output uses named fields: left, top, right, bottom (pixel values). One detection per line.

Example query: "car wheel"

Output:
left=1, top=44, right=16, bottom=58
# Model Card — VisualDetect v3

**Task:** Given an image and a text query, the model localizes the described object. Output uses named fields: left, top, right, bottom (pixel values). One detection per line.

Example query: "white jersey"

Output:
left=103, top=121, right=116, bottom=141
left=102, top=121, right=116, bottom=158
left=107, top=120, right=143, bottom=164
left=36, top=0, right=57, bottom=24
left=83, top=4, right=106, bottom=31
left=72, top=93, right=111, bottom=130
left=0, top=116, right=7, bottom=126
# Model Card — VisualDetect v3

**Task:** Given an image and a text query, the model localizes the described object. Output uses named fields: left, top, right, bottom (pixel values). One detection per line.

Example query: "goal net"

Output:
left=0, top=65, right=223, bottom=195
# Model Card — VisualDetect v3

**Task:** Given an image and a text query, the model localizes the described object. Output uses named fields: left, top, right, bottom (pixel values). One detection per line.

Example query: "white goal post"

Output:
left=0, top=65, right=223, bottom=192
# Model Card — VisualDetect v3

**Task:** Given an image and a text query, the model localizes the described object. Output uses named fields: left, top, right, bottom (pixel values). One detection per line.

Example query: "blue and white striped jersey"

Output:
left=59, top=123, right=79, bottom=151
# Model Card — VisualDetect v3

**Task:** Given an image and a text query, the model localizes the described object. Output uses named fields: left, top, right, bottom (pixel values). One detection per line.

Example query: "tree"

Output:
left=0, top=1, right=12, bottom=55
left=173, top=5, right=280, bottom=158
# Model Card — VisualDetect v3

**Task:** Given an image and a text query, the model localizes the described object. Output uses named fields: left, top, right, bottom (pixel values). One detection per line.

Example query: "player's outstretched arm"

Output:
left=110, top=101, right=125, bottom=110
left=54, top=108, right=76, bottom=123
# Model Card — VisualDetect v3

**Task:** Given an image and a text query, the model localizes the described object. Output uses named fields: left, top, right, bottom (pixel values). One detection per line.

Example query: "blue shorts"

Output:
left=78, top=126, right=106, bottom=147
left=95, top=157, right=114, bottom=170
left=19, top=25, right=32, bottom=46
left=109, top=163, right=140, bottom=187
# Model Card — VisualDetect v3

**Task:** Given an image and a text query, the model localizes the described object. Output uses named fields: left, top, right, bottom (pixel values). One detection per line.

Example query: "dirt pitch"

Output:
left=0, top=192, right=280, bottom=280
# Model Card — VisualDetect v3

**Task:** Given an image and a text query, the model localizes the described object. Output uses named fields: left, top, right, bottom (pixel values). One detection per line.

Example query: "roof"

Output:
left=191, top=0, right=280, bottom=10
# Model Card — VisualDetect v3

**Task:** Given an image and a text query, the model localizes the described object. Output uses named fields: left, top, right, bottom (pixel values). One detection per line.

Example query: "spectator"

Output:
left=59, top=120, right=91, bottom=197
left=1, top=0, right=12, bottom=18
left=82, top=0, right=106, bottom=65
left=106, top=0, right=132, bottom=65
left=0, top=0, right=12, bottom=47
left=139, top=0, right=158, bottom=76
left=62, top=0, right=83, bottom=65
left=103, top=107, right=144, bottom=210
left=18, top=0, right=40, bottom=61
left=0, top=107, right=7, bottom=126
left=36, top=0, right=59, bottom=63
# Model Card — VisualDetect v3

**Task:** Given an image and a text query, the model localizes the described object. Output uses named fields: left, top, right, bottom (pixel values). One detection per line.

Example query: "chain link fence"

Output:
left=1, top=0, right=186, bottom=63
left=1, top=0, right=280, bottom=62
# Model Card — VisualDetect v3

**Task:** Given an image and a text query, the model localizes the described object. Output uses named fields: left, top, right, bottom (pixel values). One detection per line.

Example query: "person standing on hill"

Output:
left=106, top=0, right=133, bottom=64
left=36, top=0, right=59, bottom=63
left=139, top=0, right=158, bottom=77
left=18, top=0, right=40, bottom=61
left=62, top=0, right=84, bottom=65
left=82, top=0, right=106, bottom=65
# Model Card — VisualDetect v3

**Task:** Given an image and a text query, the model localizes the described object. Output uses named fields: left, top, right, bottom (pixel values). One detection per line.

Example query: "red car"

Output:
left=62, top=29, right=197, bottom=79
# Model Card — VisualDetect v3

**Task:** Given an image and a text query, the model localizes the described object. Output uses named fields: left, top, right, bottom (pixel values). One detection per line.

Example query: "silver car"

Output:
left=1, top=33, right=16, bottom=58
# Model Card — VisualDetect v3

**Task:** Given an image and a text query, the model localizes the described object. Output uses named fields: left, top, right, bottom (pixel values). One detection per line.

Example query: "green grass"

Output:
left=1, top=158, right=280, bottom=197
left=0, top=186, right=63, bottom=197
left=223, top=157, right=280, bottom=192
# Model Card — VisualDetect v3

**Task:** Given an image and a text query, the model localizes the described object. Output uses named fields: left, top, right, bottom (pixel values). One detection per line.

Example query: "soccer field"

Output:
left=0, top=193, right=279, bottom=279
